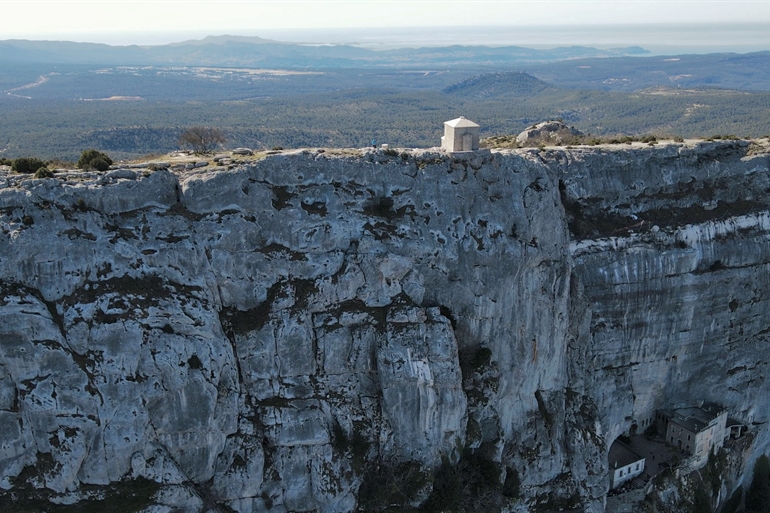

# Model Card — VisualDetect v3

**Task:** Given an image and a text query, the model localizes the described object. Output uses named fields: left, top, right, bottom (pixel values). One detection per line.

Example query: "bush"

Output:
left=358, top=460, right=429, bottom=511
left=78, top=149, right=113, bottom=171
left=12, top=157, right=46, bottom=174
left=33, top=167, right=55, bottom=179
left=692, top=480, right=713, bottom=513
left=89, top=156, right=111, bottom=171
left=722, top=486, right=743, bottom=513
left=0, top=157, right=12, bottom=166
left=503, top=467, right=520, bottom=498
left=178, top=126, right=227, bottom=154
left=746, top=455, right=770, bottom=513
left=422, top=458, right=461, bottom=512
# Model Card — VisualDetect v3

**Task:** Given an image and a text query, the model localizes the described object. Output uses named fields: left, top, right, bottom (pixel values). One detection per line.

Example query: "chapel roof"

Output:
left=444, top=116, right=480, bottom=128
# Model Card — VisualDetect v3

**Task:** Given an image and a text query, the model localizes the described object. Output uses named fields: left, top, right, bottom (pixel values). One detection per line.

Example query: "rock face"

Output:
left=516, top=120, right=585, bottom=146
left=0, top=142, right=769, bottom=512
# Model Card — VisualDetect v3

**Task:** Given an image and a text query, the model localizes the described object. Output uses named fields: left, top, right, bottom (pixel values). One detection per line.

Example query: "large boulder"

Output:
left=516, top=120, right=585, bottom=146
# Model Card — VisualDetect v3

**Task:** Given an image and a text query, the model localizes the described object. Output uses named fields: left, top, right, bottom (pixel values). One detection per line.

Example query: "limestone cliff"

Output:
left=0, top=141, right=768, bottom=512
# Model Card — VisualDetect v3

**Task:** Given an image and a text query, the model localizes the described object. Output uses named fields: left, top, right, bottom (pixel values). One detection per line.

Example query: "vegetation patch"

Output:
left=459, top=346, right=492, bottom=378
left=33, top=167, right=55, bottom=179
left=357, top=460, right=429, bottom=512
left=11, top=157, right=47, bottom=174
left=357, top=451, right=515, bottom=513
left=721, top=485, right=743, bottom=513
left=0, top=477, right=160, bottom=513
left=745, top=454, right=770, bottom=513
left=77, top=149, right=113, bottom=171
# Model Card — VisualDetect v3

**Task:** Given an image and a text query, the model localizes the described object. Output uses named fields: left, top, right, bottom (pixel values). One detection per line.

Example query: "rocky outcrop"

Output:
left=516, top=121, right=585, bottom=146
left=0, top=141, right=769, bottom=512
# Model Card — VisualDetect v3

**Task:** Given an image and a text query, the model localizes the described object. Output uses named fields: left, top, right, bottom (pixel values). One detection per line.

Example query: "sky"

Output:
left=2, top=0, right=770, bottom=51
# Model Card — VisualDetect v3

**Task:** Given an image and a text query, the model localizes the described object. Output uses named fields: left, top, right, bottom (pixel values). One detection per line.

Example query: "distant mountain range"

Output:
left=527, top=51, right=770, bottom=92
left=0, top=35, right=648, bottom=68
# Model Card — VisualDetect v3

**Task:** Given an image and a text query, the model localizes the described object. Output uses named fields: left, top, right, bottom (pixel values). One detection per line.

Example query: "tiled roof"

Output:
left=666, top=402, right=726, bottom=434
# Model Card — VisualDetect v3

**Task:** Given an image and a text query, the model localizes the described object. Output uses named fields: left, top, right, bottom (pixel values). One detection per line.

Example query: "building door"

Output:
left=463, top=133, right=473, bottom=151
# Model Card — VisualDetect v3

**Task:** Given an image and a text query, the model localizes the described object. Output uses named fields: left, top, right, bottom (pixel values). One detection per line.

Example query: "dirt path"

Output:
left=4, top=73, right=57, bottom=99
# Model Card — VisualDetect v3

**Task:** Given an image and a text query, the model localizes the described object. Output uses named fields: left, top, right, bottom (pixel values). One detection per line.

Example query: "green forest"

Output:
left=2, top=57, right=770, bottom=161
left=2, top=85, right=769, bottom=161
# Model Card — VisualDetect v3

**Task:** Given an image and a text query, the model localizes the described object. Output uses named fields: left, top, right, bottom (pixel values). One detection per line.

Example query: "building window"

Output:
left=635, top=463, right=640, bottom=471
left=688, top=434, right=691, bottom=440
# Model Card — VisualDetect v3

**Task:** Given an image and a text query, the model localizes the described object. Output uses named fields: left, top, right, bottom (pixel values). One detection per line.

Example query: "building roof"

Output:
left=609, top=440, right=645, bottom=469
left=444, top=116, right=480, bottom=128
left=664, top=402, right=726, bottom=434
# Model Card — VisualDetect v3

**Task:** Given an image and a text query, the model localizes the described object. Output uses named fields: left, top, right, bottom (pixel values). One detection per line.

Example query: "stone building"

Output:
left=656, top=402, right=728, bottom=467
left=441, top=116, right=480, bottom=152
left=608, top=440, right=646, bottom=489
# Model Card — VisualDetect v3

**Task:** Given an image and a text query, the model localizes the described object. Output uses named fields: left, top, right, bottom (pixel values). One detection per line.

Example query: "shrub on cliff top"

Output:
left=78, top=149, right=113, bottom=171
left=178, top=126, right=227, bottom=154
left=11, top=157, right=46, bottom=174
left=33, top=167, right=55, bottom=179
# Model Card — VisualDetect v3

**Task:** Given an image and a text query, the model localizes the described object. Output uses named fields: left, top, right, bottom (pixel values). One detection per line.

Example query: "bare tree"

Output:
left=178, top=126, right=227, bottom=154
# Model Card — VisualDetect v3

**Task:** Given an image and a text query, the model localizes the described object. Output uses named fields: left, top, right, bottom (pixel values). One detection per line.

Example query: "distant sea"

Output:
left=257, top=23, right=770, bottom=55
left=69, top=23, right=768, bottom=56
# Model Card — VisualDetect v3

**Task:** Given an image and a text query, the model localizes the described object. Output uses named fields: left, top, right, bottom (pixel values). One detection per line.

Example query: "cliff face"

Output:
left=0, top=141, right=768, bottom=512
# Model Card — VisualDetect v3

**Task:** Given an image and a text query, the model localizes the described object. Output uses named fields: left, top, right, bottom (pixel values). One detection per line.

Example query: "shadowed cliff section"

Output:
left=553, top=140, right=770, bottom=239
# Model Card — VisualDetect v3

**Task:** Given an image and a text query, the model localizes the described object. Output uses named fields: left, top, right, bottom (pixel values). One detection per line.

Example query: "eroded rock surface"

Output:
left=0, top=142, right=768, bottom=512
left=516, top=121, right=585, bottom=147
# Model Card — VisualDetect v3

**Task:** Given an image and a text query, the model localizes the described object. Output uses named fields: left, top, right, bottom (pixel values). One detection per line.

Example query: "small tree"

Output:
left=12, top=157, right=46, bottom=174
left=78, top=149, right=113, bottom=171
left=178, top=126, right=227, bottom=154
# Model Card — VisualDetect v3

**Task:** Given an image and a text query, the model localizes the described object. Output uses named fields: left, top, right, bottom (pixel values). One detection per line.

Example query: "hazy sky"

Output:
left=3, top=0, right=770, bottom=47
